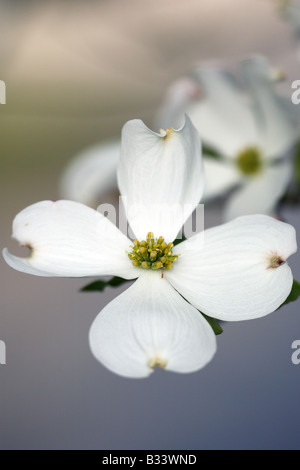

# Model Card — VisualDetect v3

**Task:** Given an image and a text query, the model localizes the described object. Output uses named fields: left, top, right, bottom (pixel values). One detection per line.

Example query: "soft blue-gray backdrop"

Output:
left=0, top=0, right=299, bottom=450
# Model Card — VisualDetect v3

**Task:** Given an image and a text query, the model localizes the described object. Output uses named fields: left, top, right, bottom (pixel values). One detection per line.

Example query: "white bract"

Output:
left=157, top=56, right=299, bottom=221
left=3, top=118, right=297, bottom=378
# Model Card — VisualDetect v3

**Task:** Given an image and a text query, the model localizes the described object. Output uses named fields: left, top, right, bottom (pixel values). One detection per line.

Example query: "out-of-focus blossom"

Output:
left=158, top=56, right=299, bottom=221
left=61, top=56, right=298, bottom=222
left=3, top=118, right=297, bottom=378
left=60, top=141, right=120, bottom=207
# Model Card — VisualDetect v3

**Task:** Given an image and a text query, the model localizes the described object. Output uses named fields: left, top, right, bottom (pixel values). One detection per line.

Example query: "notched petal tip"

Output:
left=158, top=114, right=193, bottom=137
left=267, top=253, right=287, bottom=269
left=2, top=247, right=52, bottom=277
left=20, top=243, right=34, bottom=256
left=148, top=356, right=167, bottom=370
left=159, top=126, right=176, bottom=140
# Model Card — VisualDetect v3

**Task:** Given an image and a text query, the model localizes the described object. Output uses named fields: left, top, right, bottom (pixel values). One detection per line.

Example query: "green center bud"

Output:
left=128, top=232, right=179, bottom=271
left=236, top=147, right=263, bottom=175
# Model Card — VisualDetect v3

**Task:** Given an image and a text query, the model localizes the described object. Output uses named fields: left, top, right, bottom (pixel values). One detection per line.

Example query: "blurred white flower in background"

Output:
left=3, top=118, right=297, bottom=378
left=158, top=55, right=299, bottom=221
left=61, top=56, right=299, bottom=222
left=60, top=140, right=120, bottom=207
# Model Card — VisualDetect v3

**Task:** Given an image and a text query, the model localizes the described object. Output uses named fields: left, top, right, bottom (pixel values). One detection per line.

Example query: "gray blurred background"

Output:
left=0, top=0, right=300, bottom=450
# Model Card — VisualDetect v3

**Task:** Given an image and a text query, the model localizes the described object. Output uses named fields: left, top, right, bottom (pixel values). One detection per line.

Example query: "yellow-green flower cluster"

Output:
left=128, top=232, right=179, bottom=270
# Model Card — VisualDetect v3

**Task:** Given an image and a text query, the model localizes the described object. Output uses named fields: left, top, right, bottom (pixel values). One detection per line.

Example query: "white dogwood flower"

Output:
left=3, top=118, right=297, bottom=378
left=158, top=56, right=299, bottom=221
